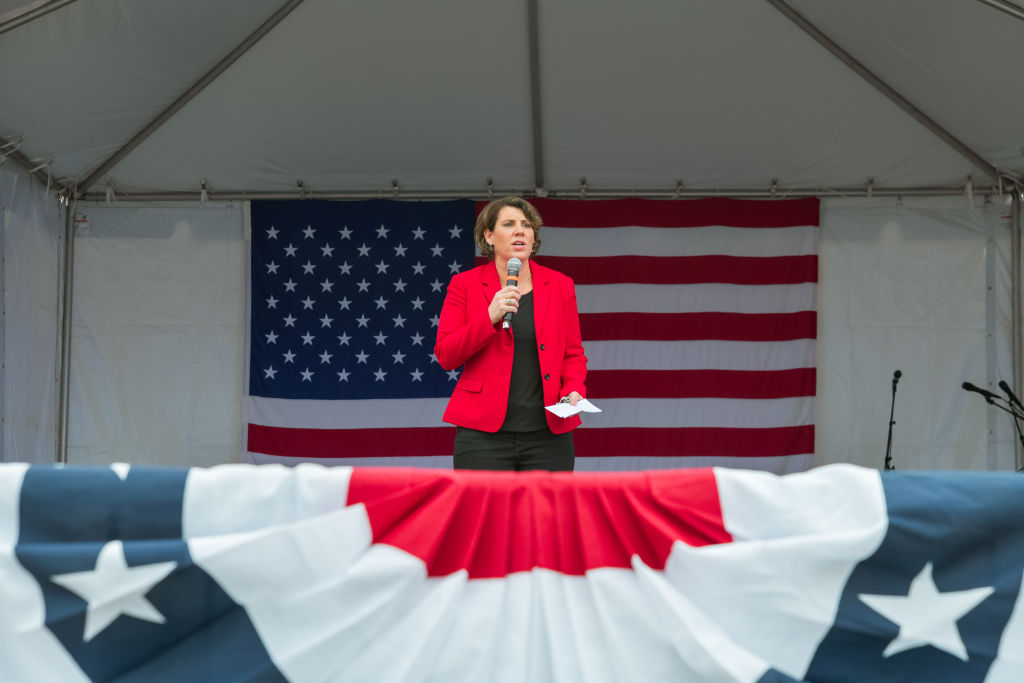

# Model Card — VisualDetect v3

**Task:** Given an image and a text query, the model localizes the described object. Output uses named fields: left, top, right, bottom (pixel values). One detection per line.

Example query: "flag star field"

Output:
left=249, top=199, right=476, bottom=401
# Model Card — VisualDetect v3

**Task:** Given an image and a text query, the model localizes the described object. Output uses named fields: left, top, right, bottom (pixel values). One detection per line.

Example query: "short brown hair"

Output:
left=474, top=196, right=543, bottom=260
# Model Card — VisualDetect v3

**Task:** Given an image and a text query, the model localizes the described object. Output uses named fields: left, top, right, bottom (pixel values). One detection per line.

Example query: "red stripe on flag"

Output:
left=580, top=311, right=817, bottom=341
left=476, top=197, right=820, bottom=228
left=249, top=424, right=813, bottom=460
left=248, top=424, right=456, bottom=458
left=574, top=426, right=815, bottom=458
left=346, top=467, right=733, bottom=577
left=587, top=368, right=816, bottom=399
left=533, top=255, right=818, bottom=285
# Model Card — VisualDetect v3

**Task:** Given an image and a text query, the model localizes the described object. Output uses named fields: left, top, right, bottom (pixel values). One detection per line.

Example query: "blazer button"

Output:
left=540, top=344, right=545, bottom=350
left=544, top=374, right=550, bottom=380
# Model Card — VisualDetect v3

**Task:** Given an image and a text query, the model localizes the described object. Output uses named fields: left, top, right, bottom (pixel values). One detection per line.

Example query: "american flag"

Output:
left=4, top=462, right=1023, bottom=682
left=244, top=198, right=817, bottom=472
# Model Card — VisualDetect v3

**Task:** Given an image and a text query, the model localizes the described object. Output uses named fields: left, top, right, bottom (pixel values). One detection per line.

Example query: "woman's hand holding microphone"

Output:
left=488, top=287, right=521, bottom=325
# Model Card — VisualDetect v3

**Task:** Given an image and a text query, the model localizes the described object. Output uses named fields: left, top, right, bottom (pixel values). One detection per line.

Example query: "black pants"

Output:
left=453, top=427, right=575, bottom=471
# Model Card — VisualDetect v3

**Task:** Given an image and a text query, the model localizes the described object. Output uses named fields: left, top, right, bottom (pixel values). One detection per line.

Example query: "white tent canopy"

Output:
left=2, top=0, right=1023, bottom=198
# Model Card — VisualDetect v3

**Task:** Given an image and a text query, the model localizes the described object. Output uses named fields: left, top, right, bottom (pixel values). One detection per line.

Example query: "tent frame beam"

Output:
left=0, top=134, right=56, bottom=191
left=0, top=0, right=81, bottom=36
left=766, top=0, right=1003, bottom=185
left=76, top=0, right=307, bottom=195
left=76, top=185, right=1009, bottom=203
left=976, top=0, right=1024, bottom=22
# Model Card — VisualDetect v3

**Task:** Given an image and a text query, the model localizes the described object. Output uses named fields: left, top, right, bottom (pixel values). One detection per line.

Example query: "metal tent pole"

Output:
left=1013, top=190, right=1023, bottom=471
left=526, top=0, right=545, bottom=193
left=55, top=194, right=76, bottom=463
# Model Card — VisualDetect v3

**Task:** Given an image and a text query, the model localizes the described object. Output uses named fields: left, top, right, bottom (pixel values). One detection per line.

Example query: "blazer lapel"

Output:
left=531, top=261, right=551, bottom=330
left=480, top=261, right=501, bottom=306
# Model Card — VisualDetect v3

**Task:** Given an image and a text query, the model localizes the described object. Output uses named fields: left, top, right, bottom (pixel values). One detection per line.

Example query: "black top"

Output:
left=501, top=291, right=548, bottom=432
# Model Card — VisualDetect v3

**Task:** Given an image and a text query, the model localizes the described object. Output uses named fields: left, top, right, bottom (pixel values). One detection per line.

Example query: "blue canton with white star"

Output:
left=249, top=199, right=477, bottom=400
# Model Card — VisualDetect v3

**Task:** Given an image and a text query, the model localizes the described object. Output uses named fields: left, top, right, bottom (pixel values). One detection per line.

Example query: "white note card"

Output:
left=545, top=398, right=602, bottom=418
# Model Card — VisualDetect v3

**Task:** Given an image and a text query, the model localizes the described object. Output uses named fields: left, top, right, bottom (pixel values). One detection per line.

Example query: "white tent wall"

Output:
left=0, top=164, right=63, bottom=463
left=66, top=204, right=245, bottom=466
left=60, top=197, right=1018, bottom=471
left=817, top=197, right=1016, bottom=471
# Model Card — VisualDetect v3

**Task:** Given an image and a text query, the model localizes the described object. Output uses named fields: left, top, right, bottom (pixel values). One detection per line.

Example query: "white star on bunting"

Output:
left=859, top=562, right=994, bottom=661
left=50, top=540, right=177, bottom=642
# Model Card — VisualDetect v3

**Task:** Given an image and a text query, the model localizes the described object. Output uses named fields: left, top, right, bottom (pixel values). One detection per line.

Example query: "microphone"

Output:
left=502, top=257, right=522, bottom=330
left=999, top=380, right=1024, bottom=409
left=892, top=369, right=901, bottom=390
left=963, top=381, right=1001, bottom=403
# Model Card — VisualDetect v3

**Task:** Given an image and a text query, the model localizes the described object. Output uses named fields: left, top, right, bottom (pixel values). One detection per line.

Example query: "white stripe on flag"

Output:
left=245, top=396, right=450, bottom=430
left=576, top=283, right=816, bottom=315
left=580, top=397, right=813, bottom=429
left=541, top=224, right=817, bottom=257
left=247, top=395, right=812, bottom=431
left=576, top=455, right=814, bottom=473
left=585, top=339, right=816, bottom=371
left=245, top=453, right=456, bottom=467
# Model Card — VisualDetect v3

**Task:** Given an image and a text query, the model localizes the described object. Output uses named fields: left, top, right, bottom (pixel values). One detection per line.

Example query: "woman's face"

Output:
left=486, top=206, right=535, bottom=263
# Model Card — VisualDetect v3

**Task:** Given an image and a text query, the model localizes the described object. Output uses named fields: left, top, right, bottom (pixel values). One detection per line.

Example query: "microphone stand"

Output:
left=998, top=382, right=1024, bottom=473
left=971, top=395, right=1024, bottom=472
left=883, top=370, right=900, bottom=471
left=1008, top=409, right=1024, bottom=472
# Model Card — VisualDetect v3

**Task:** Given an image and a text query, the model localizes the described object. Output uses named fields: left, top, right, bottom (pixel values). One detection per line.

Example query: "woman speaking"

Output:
left=434, top=196, right=588, bottom=471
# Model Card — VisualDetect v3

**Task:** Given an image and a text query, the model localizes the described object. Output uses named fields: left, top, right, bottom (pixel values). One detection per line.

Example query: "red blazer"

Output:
left=435, top=260, right=588, bottom=433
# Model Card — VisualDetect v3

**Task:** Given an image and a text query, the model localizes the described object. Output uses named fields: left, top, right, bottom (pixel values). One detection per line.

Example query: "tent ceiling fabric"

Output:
left=1, top=0, right=1022, bottom=197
